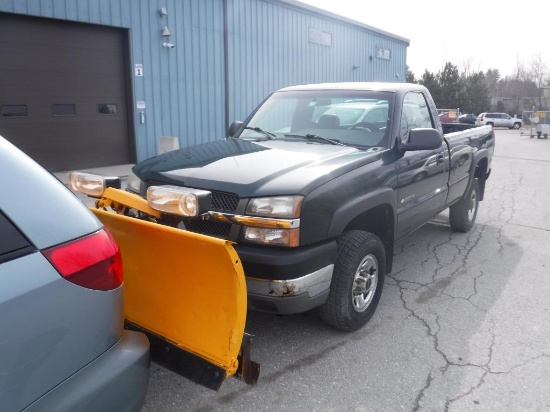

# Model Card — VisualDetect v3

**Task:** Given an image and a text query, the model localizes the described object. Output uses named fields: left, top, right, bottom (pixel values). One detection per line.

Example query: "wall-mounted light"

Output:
left=161, top=25, right=175, bottom=49
left=159, top=7, right=168, bottom=17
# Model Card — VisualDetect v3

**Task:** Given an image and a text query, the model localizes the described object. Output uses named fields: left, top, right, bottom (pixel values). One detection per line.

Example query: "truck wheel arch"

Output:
left=327, top=188, right=396, bottom=273
left=469, top=150, right=490, bottom=201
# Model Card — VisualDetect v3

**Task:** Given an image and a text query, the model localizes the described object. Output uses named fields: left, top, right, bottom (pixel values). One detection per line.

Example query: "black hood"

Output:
left=133, top=138, right=383, bottom=197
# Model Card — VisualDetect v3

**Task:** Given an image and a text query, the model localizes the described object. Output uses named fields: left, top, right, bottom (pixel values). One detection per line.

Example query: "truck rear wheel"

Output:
left=449, top=178, right=479, bottom=232
left=319, top=231, right=385, bottom=332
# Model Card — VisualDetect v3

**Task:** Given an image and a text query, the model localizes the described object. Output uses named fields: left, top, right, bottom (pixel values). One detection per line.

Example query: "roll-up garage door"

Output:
left=0, top=13, right=133, bottom=172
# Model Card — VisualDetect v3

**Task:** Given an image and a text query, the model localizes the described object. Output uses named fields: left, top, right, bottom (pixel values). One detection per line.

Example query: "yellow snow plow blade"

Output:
left=90, top=200, right=251, bottom=389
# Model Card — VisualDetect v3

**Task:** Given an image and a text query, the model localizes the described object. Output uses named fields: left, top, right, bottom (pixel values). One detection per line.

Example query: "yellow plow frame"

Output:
left=90, top=188, right=259, bottom=389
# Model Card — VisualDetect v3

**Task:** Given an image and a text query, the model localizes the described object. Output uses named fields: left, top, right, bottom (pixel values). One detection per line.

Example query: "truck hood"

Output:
left=133, top=138, right=383, bottom=197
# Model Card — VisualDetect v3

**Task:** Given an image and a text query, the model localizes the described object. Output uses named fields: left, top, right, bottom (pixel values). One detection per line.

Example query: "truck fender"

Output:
left=327, top=187, right=396, bottom=239
left=464, top=148, right=490, bottom=200
left=326, top=187, right=396, bottom=273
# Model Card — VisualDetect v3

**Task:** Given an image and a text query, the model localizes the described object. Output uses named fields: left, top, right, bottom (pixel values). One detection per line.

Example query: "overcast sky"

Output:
left=296, top=0, right=550, bottom=79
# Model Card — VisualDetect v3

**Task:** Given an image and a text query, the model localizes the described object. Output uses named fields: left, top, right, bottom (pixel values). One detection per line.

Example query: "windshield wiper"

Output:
left=243, top=126, right=276, bottom=140
left=284, top=133, right=345, bottom=146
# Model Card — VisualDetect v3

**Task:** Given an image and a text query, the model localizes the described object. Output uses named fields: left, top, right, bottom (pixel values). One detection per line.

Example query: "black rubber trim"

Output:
left=125, top=321, right=226, bottom=391
left=0, top=210, right=36, bottom=264
left=235, top=241, right=337, bottom=281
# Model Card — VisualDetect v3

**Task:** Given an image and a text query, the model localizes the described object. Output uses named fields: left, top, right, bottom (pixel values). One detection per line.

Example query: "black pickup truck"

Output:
left=127, top=82, right=494, bottom=332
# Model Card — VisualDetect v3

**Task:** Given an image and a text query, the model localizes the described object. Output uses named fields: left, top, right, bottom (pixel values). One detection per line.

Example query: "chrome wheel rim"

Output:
left=352, top=255, right=378, bottom=312
left=468, top=189, right=478, bottom=222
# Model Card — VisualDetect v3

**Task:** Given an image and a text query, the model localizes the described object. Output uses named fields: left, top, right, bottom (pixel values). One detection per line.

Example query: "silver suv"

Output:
left=0, top=135, right=150, bottom=411
left=476, top=112, right=522, bottom=129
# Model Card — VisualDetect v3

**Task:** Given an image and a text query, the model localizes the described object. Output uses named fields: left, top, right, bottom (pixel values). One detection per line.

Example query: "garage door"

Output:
left=0, top=13, right=133, bottom=172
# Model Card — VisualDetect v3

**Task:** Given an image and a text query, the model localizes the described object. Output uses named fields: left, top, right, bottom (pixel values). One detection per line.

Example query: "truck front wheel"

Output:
left=319, top=231, right=386, bottom=332
left=449, top=178, right=479, bottom=232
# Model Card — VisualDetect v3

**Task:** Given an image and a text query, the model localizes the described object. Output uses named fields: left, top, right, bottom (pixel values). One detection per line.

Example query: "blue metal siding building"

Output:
left=0, top=0, right=409, bottom=168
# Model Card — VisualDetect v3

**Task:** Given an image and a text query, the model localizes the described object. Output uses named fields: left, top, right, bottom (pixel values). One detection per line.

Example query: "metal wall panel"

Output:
left=0, top=0, right=407, bottom=163
left=227, top=0, right=409, bottom=123
left=0, top=0, right=226, bottom=161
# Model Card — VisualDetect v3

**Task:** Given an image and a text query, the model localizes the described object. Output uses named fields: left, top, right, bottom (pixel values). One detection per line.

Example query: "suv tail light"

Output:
left=42, top=229, right=123, bottom=291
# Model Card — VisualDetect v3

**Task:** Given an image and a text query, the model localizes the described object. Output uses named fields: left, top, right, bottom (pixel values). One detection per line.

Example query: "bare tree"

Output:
left=459, top=57, right=478, bottom=78
left=529, top=52, right=549, bottom=109
left=514, top=54, right=532, bottom=82
left=485, top=69, right=501, bottom=96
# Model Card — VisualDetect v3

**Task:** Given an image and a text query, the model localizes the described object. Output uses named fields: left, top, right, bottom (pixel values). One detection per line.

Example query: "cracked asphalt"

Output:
left=141, top=128, right=550, bottom=412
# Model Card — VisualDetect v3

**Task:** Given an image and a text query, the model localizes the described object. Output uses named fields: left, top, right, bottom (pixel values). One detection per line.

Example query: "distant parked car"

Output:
left=476, top=112, right=522, bottom=129
left=0, top=135, right=150, bottom=412
left=438, top=108, right=461, bottom=123
left=458, top=113, right=477, bottom=124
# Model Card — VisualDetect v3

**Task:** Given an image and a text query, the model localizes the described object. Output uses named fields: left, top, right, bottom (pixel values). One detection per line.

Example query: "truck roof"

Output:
left=278, top=82, right=424, bottom=93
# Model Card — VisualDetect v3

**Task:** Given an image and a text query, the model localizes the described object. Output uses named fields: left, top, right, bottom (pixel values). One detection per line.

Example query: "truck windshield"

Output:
left=238, top=90, right=394, bottom=149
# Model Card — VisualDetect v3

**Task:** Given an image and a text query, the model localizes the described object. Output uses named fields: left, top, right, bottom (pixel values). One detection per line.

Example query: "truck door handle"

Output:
left=436, top=154, right=445, bottom=164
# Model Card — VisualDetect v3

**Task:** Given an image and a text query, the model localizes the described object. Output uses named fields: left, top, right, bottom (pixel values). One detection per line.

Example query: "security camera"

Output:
left=163, top=42, right=175, bottom=49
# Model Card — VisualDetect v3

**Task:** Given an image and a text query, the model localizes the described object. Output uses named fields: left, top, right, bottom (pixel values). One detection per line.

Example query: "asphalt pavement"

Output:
left=59, top=128, right=550, bottom=411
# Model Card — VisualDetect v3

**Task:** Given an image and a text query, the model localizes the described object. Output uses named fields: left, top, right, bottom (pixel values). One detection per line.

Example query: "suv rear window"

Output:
left=0, top=210, right=35, bottom=263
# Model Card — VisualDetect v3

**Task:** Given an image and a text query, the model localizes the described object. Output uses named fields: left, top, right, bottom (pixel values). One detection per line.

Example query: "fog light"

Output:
left=69, top=172, right=121, bottom=197
left=147, top=186, right=211, bottom=217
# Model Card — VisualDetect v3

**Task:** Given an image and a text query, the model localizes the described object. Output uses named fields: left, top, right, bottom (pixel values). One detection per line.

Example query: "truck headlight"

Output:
left=147, top=186, right=212, bottom=217
left=246, top=196, right=303, bottom=218
left=68, top=172, right=121, bottom=197
left=243, top=227, right=299, bottom=246
left=126, top=171, right=142, bottom=193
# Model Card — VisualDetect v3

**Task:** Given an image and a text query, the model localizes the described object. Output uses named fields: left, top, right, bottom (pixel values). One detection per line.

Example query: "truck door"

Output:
left=395, top=92, right=448, bottom=239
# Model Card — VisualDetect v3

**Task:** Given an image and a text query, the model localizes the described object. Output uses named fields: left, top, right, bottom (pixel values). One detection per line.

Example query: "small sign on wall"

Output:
left=376, top=47, right=391, bottom=60
left=135, top=64, right=144, bottom=76
left=136, top=101, right=146, bottom=109
left=308, top=27, right=332, bottom=47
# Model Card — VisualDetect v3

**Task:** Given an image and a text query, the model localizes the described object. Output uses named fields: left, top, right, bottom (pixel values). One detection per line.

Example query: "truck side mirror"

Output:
left=401, top=128, right=442, bottom=151
left=228, top=121, right=243, bottom=138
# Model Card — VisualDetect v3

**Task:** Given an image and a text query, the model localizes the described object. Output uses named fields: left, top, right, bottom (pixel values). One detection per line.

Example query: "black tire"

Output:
left=319, top=231, right=386, bottom=332
left=513, top=122, right=521, bottom=129
left=487, top=122, right=494, bottom=127
left=449, top=178, right=479, bottom=232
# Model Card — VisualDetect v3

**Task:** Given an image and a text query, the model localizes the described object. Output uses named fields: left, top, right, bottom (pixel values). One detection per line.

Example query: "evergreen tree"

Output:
left=460, top=71, right=490, bottom=114
left=406, top=66, right=417, bottom=83
left=437, top=62, right=460, bottom=109
left=419, top=70, right=442, bottom=105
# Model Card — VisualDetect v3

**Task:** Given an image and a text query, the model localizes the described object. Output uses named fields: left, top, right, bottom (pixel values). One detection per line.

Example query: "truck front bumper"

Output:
left=235, top=241, right=337, bottom=314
